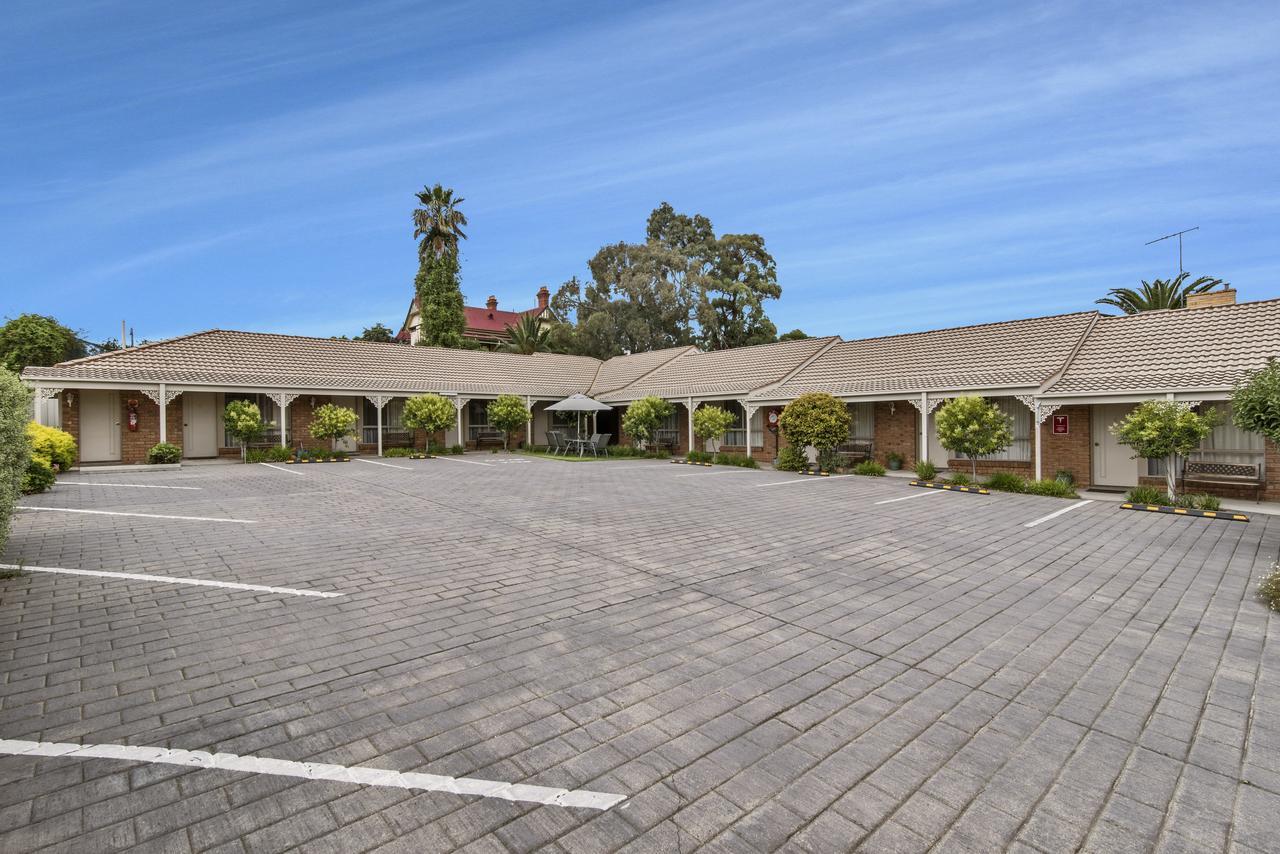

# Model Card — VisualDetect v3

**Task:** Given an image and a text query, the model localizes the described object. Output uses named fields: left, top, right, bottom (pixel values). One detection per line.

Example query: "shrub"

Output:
left=383, top=447, right=413, bottom=457
left=914, top=460, right=937, bottom=481
left=693, top=405, right=737, bottom=453
left=817, top=447, right=838, bottom=473
left=936, top=397, right=1013, bottom=479
left=1024, top=479, right=1078, bottom=499
left=267, top=446, right=293, bottom=462
left=948, top=472, right=972, bottom=486
left=984, top=472, right=1026, bottom=493
left=886, top=451, right=904, bottom=467
left=27, top=422, right=76, bottom=470
left=21, top=457, right=55, bottom=494
left=403, top=394, right=455, bottom=439
left=0, top=371, right=32, bottom=551
left=1258, top=562, right=1280, bottom=612
left=713, top=452, right=758, bottom=468
left=308, top=403, right=358, bottom=446
left=450, top=444, right=464, bottom=455
left=1054, top=469, right=1075, bottom=485
left=223, top=399, right=264, bottom=461
left=486, top=395, right=530, bottom=451
left=622, top=396, right=674, bottom=447
left=147, top=442, right=181, bottom=464
left=427, top=441, right=448, bottom=455
left=687, top=450, right=713, bottom=463
left=246, top=448, right=269, bottom=463
left=1232, top=359, right=1280, bottom=445
left=1112, top=401, right=1217, bottom=501
left=776, top=445, right=808, bottom=472
left=1196, top=494, right=1222, bottom=511
left=779, top=393, right=850, bottom=458
left=852, top=460, right=886, bottom=476
left=1126, top=485, right=1168, bottom=505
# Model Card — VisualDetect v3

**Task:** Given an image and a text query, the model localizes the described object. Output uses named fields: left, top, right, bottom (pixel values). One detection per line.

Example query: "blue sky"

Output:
left=3, top=1, right=1279, bottom=345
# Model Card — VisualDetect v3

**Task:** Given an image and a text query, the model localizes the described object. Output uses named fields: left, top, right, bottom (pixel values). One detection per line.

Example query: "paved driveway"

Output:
left=1, top=456, right=1277, bottom=853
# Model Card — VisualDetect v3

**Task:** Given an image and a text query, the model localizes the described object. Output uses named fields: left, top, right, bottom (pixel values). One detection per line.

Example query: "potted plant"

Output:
left=886, top=451, right=903, bottom=471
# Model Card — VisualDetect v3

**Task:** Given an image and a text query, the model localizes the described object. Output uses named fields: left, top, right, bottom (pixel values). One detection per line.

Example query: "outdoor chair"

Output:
left=545, top=431, right=561, bottom=455
left=585, top=433, right=611, bottom=457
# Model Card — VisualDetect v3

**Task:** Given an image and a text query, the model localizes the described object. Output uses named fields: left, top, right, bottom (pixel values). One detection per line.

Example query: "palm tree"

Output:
left=1096, top=273, right=1228, bottom=314
left=412, top=184, right=468, bottom=259
left=505, top=314, right=550, bottom=354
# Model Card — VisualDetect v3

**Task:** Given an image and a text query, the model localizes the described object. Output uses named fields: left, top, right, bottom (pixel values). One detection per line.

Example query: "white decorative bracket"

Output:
left=1015, top=395, right=1063, bottom=424
left=163, top=389, right=183, bottom=406
left=139, top=387, right=164, bottom=406
left=908, top=396, right=948, bottom=415
left=744, top=403, right=760, bottom=419
left=451, top=396, right=469, bottom=412
left=36, top=386, right=63, bottom=400
left=269, top=392, right=301, bottom=410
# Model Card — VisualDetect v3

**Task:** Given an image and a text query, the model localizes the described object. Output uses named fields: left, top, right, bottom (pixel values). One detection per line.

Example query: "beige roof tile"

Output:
left=751, top=312, right=1098, bottom=399
left=589, top=346, right=698, bottom=396
left=597, top=336, right=838, bottom=402
left=23, top=329, right=602, bottom=398
left=1043, top=299, right=1280, bottom=395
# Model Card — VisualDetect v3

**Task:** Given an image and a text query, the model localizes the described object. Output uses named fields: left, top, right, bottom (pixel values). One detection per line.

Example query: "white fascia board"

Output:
left=1038, top=390, right=1231, bottom=405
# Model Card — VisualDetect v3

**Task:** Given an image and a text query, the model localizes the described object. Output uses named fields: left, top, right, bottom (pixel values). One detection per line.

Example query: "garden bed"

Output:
left=1120, top=502, right=1249, bottom=522
left=911, top=480, right=990, bottom=495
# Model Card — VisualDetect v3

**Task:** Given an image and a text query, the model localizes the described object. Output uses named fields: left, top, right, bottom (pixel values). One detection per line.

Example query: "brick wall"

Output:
left=873, top=401, right=917, bottom=467
left=60, top=393, right=80, bottom=454
left=121, top=391, right=158, bottom=464
left=1039, top=405, right=1092, bottom=489
left=1266, top=439, right=1280, bottom=502
left=290, top=396, right=330, bottom=451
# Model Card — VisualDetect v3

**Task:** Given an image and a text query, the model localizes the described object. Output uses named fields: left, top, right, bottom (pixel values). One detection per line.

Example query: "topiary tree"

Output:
left=402, top=393, right=456, bottom=448
left=1232, top=358, right=1280, bottom=445
left=26, top=422, right=77, bottom=471
left=622, top=396, right=674, bottom=448
left=779, top=392, right=850, bottom=465
left=935, top=396, right=1013, bottom=479
left=308, top=404, right=358, bottom=451
left=0, top=369, right=30, bottom=552
left=1112, top=400, right=1218, bottom=500
left=692, top=405, right=737, bottom=454
left=223, top=399, right=264, bottom=462
left=486, top=394, right=530, bottom=451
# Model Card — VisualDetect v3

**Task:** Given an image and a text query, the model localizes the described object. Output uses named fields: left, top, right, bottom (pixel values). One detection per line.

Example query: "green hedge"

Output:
left=713, top=452, right=758, bottom=468
left=147, top=442, right=181, bottom=464
left=852, top=460, right=886, bottom=476
left=0, top=371, right=31, bottom=551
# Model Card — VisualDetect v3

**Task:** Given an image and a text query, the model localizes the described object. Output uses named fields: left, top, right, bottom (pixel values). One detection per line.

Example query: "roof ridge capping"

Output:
left=837, top=309, right=1099, bottom=347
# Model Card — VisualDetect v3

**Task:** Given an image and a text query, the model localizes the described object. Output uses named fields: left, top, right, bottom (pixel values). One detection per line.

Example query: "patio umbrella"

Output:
left=546, top=394, right=612, bottom=440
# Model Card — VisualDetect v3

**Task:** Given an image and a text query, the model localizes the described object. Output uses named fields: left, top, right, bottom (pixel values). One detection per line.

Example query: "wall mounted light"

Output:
left=66, top=392, right=76, bottom=405
left=309, top=396, right=316, bottom=408
left=889, top=401, right=895, bottom=416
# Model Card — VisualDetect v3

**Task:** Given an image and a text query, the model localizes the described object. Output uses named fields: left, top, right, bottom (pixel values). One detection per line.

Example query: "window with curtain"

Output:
left=222, top=393, right=283, bottom=446
left=846, top=403, right=875, bottom=443
left=1148, top=403, right=1265, bottom=475
left=723, top=405, right=763, bottom=448
left=977, top=398, right=1031, bottom=462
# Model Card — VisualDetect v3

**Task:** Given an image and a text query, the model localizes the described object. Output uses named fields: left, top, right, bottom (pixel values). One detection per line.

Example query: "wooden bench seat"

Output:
left=1183, top=461, right=1263, bottom=500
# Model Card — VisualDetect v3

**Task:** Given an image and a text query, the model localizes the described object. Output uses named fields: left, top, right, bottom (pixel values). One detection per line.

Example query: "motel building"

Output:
left=21, top=290, right=1280, bottom=502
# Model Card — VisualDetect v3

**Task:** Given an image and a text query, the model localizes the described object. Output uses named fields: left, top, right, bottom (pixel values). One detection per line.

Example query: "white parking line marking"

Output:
left=259, top=462, right=304, bottom=476
left=17, top=506, right=256, bottom=524
left=1024, top=500, right=1094, bottom=528
left=753, top=475, right=855, bottom=488
left=57, top=481, right=202, bottom=490
left=433, top=456, right=496, bottom=467
left=675, top=469, right=756, bottom=478
left=0, top=564, right=340, bottom=598
left=0, top=740, right=626, bottom=810
left=874, top=489, right=945, bottom=505
left=355, top=458, right=414, bottom=471
left=604, top=464, right=671, bottom=470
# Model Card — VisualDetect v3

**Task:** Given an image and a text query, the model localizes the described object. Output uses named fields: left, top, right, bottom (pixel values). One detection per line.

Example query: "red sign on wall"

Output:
left=1052, top=414, right=1069, bottom=435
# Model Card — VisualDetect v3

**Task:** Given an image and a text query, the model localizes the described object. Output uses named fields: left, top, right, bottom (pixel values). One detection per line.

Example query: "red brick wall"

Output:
left=1039, top=405, right=1092, bottom=488
left=873, top=401, right=918, bottom=467
left=1266, top=439, right=1280, bottom=501
left=61, top=393, right=80, bottom=455
left=121, top=391, right=158, bottom=464
left=290, top=396, right=330, bottom=451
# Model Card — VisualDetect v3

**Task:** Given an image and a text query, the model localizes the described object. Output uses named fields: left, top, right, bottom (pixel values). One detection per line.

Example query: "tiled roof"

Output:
left=588, top=346, right=698, bottom=396
left=597, top=336, right=838, bottom=402
left=751, top=312, right=1098, bottom=399
left=23, top=330, right=601, bottom=397
left=464, top=304, right=540, bottom=335
left=1043, top=299, right=1280, bottom=395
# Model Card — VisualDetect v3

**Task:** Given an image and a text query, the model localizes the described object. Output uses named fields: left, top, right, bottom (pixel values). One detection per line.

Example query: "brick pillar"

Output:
left=1265, top=438, right=1280, bottom=501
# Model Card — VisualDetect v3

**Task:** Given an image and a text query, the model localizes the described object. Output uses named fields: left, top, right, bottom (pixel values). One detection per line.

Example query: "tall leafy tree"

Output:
left=411, top=184, right=469, bottom=348
left=1096, top=273, right=1228, bottom=314
left=583, top=241, right=696, bottom=356
left=0, top=314, right=86, bottom=372
left=357, top=323, right=396, bottom=343
left=504, top=314, right=549, bottom=354
left=695, top=233, right=780, bottom=350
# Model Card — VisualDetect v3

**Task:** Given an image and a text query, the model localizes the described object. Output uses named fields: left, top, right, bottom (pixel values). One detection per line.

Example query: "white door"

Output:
left=1092, top=403, right=1139, bottom=487
left=183, top=393, right=218, bottom=458
left=331, top=397, right=359, bottom=452
left=927, top=411, right=949, bottom=468
left=80, top=390, right=121, bottom=462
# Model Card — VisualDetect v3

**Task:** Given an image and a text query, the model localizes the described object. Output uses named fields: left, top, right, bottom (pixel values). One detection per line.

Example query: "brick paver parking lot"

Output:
left=2, top=456, right=1277, bottom=852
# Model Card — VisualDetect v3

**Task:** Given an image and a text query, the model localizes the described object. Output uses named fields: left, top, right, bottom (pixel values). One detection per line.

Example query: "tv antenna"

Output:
left=1145, top=226, right=1198, bottom=275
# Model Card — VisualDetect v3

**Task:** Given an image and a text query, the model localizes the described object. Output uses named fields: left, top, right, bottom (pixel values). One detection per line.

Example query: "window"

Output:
left=847, top=403, right=874, bottom=443
left=977, top=398, right=1031, bottom=462
left=222, top=393, right=285, bottom=446
left=1147, top=403, right=1265, bottom=475
left=362, top=398, right=406, bottom=443
left=723, top=405, right=763, bottom=448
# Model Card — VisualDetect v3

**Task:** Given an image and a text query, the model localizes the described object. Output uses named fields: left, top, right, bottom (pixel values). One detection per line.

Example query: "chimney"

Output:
left=536, top=286, right=550, bottom=311
left=486, top=295, right=498, bottom=312
left=1186, top=288, right=1236, bottom=310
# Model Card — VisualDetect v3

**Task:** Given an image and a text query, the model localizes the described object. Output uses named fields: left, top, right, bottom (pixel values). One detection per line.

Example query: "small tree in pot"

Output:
left=308, top=404, right=358, bottom=455
left=778, top=393, right=850, bottom=471
left=692, top=405, right=737, bottom=456
left=1112, top=401, right=1218, bottom=501
left=486, top=394, right=531, bottom=451
left=223, top=400, right=264, bottom=462
left=622, top=396, right=674, bottom=449
left=935, top=396, right=1012, bottom=480
left=402, top=393, right=456, bottom=450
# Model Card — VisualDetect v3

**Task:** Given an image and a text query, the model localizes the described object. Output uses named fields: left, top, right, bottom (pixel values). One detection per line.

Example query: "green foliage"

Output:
left=1126, top=485, right=1168, bottom=504
left=1124, top=486, right=1222, bottom=510
left=222, top=399, right=264, bottom=461
left=621, top=396, right=674, bottom=446
left=402, top=393, right=455, bottom=437
left=852, top=460, right=886, bottom=476
left=414, top=253, right=467, bottom=348
left=1231, top=359, right=1280, bottom=444
left=935, top=396, right=1013, bottom=478
left=0, top=314, right=86, bottom=371
left=1112, top=401, right=1218, bottom=499
left=692, top=405, right=736, bottom=451
left=1257, top=563, right=1280, bottom=612
left=22, top=457, right=55, bottom=494
left=383, top=447, right=414, bottom=457
left=26, top=422, right=77, bottom=470
left=779, top=393, right=850, bottom=452
left=817, top=447, right=837, bottom=473
left=0, top=370, right=30, bottom=553
left=1195, top=494, right=1221, bottom=511
left=505, top=315, right=550, bottom=354
left=984, top=472, right=1026, bottom=493
left=686, top=450, right=714, bottom=463
left=413, top=183, right=468, bottom=260
left=246, top=447, right=294, bottom=463
left=450, top=444, right=465, bottom=454
left=486, top=395, right=530, bottom=450
left=713, top=452, right=758, bottom=468
left=775, top=445, right=808, bottom=472
left=357, top=323, right=396, bottom=343
left=1023, top=479, right=1079, bottom=499
left=146, top=442, right=181, bottom=464
left=914, top=460, right=937, bottom=480
left=1054, top=469, right=1075, bottom=485
left=1096, top=272, right=1228, bottom=314
left=777, top=329, right=809, bottom=341
left=948, top=472, right=972, bottom=485
left=308, top=404, right=358, bottom=444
